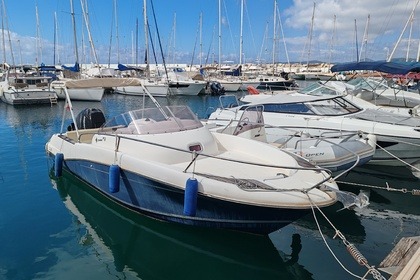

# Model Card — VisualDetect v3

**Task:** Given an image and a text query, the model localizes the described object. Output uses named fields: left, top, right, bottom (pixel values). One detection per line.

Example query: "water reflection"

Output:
left=50, top=171, right=314, bottom=280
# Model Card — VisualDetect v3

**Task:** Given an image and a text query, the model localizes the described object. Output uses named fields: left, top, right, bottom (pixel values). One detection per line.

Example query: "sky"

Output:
left=1, top=0, right=420, bottom=66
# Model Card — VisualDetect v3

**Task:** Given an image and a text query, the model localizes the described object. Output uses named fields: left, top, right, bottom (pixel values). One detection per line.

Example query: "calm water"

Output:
left=0, top=90, right=419, bottom=280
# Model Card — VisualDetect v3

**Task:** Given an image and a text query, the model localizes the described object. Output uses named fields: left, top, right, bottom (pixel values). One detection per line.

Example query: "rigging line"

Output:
left=222, top=0, right=237, bottom=61
left=149, top=0, right=169, bottom=81
left=190, top=15, right=201, bottom=68
left=147, top=22, right=160, bottom=76
left=244, top=0, right=257, bottom=61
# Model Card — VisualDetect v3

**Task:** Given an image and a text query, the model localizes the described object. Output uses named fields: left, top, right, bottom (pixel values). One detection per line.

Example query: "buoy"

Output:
left=109, top=164, right=120, bottom=193
left=183, top=178, right=198, bottom=216
left=54, top=153, right=64, bottom=177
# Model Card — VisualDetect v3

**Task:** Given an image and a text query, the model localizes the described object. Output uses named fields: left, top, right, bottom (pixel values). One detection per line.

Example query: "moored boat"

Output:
left=205, top=100, right=376, bottom=173
left=46, top=85, right=340, bottom=234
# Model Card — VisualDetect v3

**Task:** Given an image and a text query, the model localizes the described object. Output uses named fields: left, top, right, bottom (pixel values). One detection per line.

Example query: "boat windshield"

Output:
left=100, top=105, right=203, bottom=135
left=298, top=82, right=339, bottom=96
left=254, top=96, right=361, bottom=116
left=347, top=77, right=389, bottom=91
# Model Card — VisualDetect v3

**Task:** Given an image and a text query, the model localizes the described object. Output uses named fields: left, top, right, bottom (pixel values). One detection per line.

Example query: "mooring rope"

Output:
left=375, top=141, right=420, bottom=173
left=336, top=180, right=420, bottom=196
left=307, top=195, right=386, bottom=280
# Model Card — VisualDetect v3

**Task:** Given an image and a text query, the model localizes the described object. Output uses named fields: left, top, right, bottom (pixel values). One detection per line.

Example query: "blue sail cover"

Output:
left=62, top=62, right=80, bottom=72
left=331, top=61, right=420, bottom=75
left=117, top=63, right=143, bottom=71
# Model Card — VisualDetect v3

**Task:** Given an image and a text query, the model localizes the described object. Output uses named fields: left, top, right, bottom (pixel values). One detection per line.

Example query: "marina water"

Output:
left=0, top=89, right=419, bottom=280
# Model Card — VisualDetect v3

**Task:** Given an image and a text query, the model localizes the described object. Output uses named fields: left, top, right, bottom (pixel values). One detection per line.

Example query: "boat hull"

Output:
left=0, top=90, right=57, bottom=105
left=48, top=155, right=310, bottom=234
left=54, top=86, right=104, bottom=101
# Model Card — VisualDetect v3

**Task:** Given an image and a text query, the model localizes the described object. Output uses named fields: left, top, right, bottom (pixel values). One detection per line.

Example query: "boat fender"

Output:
left=109, top=164, right=120, bottom=193
left=365, top=134, right=377, bottom=149
left=54, top=153, right=64, bottom=177
left=247, top=85, right=260, bottom=95
left=183, top=178, right=198, bottom=216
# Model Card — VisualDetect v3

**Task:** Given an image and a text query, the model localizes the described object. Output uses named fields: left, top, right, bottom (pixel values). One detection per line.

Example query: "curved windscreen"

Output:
left=100, top=105, right=203, bottom=135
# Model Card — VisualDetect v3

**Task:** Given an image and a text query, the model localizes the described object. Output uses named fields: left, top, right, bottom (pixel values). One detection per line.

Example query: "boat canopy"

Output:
left=331, top=61, right=420, bottom=75
left=101, top=105, right=203, bottom=135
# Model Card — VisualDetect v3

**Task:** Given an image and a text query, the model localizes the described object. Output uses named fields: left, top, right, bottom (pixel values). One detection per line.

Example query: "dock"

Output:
left=379, top=236, right=420, bottom=280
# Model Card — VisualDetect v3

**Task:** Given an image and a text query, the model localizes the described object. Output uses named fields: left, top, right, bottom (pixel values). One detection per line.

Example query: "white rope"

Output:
left=308, top=195, right=386, bottom=280
left=375, top=142, right=420, bottom=172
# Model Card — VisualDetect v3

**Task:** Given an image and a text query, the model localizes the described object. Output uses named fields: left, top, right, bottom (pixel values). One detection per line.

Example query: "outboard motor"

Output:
left=210, top=81, right=225, bottom=95
left=68, top=108, right=105, bottom=131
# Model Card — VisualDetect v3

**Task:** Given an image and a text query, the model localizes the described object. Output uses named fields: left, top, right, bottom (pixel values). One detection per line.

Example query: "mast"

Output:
left=114, top=0, right=120, bottom=64
left=35, top=4, right=41, bottom=66
left=306, top=2, right=315, bottom=68
left=272, top=0, right=276, bottom=74
left=354, top=19, right=359, bottom=62
left=199, top=12, right=202, bottom=66
left=359, top=14, right=370, bottom=62
left=1, top=0, right=5, bottom=65
left=143, top=0, right=150, bottom=77
left=54, top=12, right=57, bottom=65
left=387, top=0, right=420, bottom=62
left=79, top=0, right=100, bottom=68
left=239, top=0, right=244, bottom=65
left=70, top=0, right=79, bottom=66
left=218, top=0, right=221, bottom=71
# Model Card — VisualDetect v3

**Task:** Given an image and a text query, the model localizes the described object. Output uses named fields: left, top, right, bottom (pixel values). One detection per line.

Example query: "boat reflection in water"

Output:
left=50, top=170, right=314, bottom=280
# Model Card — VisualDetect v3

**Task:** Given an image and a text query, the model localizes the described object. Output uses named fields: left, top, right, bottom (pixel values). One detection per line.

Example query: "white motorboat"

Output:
left=205, top=101, right=376, bottom=172
left=329, top=61, right=420, bottom=116
left=208, top=92, right=420, bottom=166
left=46, top=85, right=340, bottom=234
left=0, top=71, right=57, bottom=105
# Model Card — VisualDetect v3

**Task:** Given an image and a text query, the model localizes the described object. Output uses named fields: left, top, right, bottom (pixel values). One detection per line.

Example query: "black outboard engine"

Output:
left=210, top=81, right=225, bottom=95
left=68, top=108, right=105, bottom=131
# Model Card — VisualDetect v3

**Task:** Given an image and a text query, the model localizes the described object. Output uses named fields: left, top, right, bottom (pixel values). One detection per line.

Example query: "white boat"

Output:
left=329, top=61, right=420, bottom=116
left=46, top=85, right=340, bottom=234
left=115, top=70, right=206, bottom=96
left=0, top=71, right=58, bottom=105
left=208, top=92, right=420, bottom=166
left=205, top=101, right=376, bottom=172
left=51, top=78, right=105, bottom=101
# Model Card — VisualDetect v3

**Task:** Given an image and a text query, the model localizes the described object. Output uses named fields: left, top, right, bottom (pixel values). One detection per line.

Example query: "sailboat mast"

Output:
left=239, top=0, right=244, bottom=65
left=114, top=0, right=120, bottom=64
left=1, top=0, right=5, bottom=65
left=218, top=0, right=221, bottom=71
left=35, top=4, right=41, bottom=67
left=79, top=0, right=100, bottom=68
left=70, top=0, right=79, bottom=66
left=199, top=12, right=202, bottom=66
left=272, top=0, right=276, bottom=72
left=387, top=0, right=420, bottom=62
left=143, top=0, right=150, bottom=77
left=306, top=2, right=315, bottom=68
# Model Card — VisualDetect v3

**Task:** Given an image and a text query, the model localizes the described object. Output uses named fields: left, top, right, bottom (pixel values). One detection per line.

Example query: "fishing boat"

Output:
left=45, top=84, right=340, bottom=234
left=208, top=92, right=420, bottom=167
left=205, top=102, right=376, bottom=173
